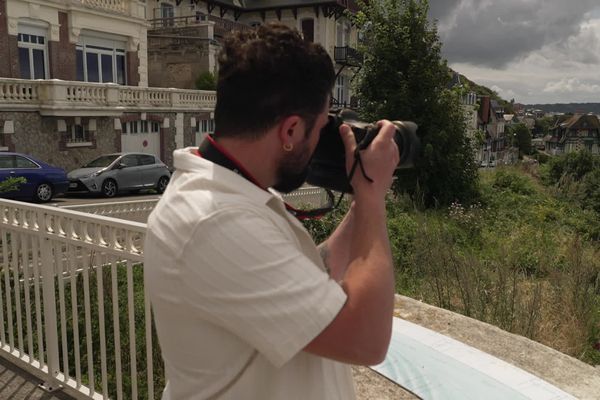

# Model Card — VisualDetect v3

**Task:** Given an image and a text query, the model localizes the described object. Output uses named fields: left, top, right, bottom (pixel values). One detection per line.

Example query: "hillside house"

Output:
left=544, top=114, right=600, bottom=155
left=478, top=96, right=508, bottom=164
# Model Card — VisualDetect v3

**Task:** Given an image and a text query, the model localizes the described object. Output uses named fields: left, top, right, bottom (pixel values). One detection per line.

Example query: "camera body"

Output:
left=306, top=109, right=419, bottom=193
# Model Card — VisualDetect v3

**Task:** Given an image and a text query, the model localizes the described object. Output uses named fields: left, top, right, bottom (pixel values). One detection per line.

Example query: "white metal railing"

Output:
left=0, top=186, right=330, bottom=399
left=59, top=187, right=332, bottom=221
left=283, top=186, right=333, bottom=209
left=0, top=78, right=216, bottom=113
left=61, top=200, right=159, bottom=223
left=0, top=199, right=157, bottom=399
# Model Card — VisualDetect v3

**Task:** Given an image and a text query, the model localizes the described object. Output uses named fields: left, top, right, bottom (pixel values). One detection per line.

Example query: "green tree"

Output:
left=353, top=0, right=478, bottom=207
left=195, top=70, right=217, bottom=90
left=510, top=123, right=532, bottom=157
left=533, top=116, right=553, bottom=137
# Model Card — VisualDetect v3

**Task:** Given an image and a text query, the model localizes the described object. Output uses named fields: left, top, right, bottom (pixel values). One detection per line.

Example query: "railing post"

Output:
left=106, top=83, right=120, bottom=106
left=38, top=210, right=62, bottom=392
left=38, top=80, right=68, bottom=107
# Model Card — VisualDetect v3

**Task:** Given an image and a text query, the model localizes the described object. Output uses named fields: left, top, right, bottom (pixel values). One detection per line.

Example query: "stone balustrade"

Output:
left=0, top=78, right=216, bottom=115
left=81, top=0, right=127, bottom=14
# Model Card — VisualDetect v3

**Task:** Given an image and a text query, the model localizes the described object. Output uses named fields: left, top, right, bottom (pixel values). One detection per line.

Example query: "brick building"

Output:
left=0, top=0, right=215, bottom=171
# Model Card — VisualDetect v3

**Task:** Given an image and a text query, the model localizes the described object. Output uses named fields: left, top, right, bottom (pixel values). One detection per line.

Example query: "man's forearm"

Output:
left=342, top=194, right=395, bottom=353
left=318, top=202, right=356, bottom=281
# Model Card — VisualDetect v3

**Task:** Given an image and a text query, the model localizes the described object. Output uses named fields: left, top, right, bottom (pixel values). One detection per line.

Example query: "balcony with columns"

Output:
left=0, top=78, right=216, bottom=116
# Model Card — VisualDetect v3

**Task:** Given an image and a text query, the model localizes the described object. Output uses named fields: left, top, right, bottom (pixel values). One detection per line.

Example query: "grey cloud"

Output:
left=429, top=0, right=600, bottom=67
left=428, top=0, right=461, bottom=23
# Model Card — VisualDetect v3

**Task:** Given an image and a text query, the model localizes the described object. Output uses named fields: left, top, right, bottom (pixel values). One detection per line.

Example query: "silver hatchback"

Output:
left=67, top=153, right=171, bottom=197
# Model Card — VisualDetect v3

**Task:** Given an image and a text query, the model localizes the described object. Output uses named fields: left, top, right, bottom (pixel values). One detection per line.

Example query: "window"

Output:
left=120, top=154, right=140, bottom=168
left=196, top=118, right=214, bottom=145
left=67, top=124, right=91, bottom=143
left=335, top=75, right=347, bottom=105
left=138, top=154, right=156, bottom=165
left=76, top=36, right=127, bottom=84
left=122, top=120, right=160, bottom=134
left=15, top=156, right=38, bottom=168
left=336, top=21, right=350, bottom=47
left=160, top=3, right=175, bottom=26
left=0, top=155, right=39, bottom=168
left=301, top=19, right=314, bottom=42
left=18, top=25, right=49, bottom=79
left=198, top=119, right=215, bottom=134
left=0, top=155, right=12, bottom=168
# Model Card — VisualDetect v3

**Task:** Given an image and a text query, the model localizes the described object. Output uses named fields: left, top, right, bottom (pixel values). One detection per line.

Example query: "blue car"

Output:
left=0, top=152, right=69, bottom=203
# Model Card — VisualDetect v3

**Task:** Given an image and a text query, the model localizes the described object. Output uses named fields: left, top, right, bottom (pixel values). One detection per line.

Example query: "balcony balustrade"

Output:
left=0, top=78, right=216, bottom=116
left=149, top=11, right=253, bottom=38
left=334, top=46, right=363, bottom=68
left=81, top=0, right=127, bottom=14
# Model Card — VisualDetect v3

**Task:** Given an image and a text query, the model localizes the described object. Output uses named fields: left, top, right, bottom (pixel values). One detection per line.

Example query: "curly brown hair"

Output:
left=214, top=23, right=335, bottom=139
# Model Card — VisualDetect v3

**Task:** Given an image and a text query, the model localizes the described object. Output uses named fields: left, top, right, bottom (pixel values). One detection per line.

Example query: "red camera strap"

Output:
left=196, top=135, right=334, bottom=220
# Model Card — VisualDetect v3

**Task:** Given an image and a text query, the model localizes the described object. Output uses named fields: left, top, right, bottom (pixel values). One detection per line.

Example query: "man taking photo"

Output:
left=144, top=23, right=399, bottom=399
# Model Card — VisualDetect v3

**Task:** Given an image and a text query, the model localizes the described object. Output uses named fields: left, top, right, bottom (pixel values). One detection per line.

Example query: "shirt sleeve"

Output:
left=177, top=206, right=347, bottom=368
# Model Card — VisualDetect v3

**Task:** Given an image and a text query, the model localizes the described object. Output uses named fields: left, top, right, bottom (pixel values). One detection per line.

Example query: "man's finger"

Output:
left=339, top=123, right=357, bottom=152
left=375, top=120, right=397, bottom=142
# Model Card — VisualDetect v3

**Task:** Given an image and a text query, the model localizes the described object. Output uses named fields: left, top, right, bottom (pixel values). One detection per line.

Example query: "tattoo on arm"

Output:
left=318, top=244, right=332, bottom=276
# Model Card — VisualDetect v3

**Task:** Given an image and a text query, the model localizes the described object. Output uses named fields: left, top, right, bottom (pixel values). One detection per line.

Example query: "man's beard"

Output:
left=272, top=148, right=311, bottom=193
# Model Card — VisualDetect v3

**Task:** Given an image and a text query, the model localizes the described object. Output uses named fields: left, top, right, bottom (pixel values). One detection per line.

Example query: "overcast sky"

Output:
left=428, top=1, right=600, bottom=104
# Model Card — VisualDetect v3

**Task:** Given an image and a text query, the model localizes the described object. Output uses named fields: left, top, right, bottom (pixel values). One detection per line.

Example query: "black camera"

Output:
left=306, top=109, right=420, bottom=193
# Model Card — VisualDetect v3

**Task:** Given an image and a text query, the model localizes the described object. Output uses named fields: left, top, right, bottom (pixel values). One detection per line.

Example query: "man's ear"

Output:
left=277, top=115, right=304, bottom=148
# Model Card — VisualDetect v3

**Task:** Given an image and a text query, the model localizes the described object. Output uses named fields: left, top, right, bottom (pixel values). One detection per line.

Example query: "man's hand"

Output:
left=304, top=121, right=397, bottom=366
left=339, top=121, right=400, bottom=199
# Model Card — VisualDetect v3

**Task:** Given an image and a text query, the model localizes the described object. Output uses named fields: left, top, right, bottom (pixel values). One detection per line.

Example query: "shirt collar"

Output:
left=173, top=147, right=276, bottom=206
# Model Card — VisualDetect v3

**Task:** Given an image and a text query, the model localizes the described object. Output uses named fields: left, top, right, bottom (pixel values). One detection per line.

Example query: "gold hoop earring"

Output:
left=283, top=143, right=293, bottom=152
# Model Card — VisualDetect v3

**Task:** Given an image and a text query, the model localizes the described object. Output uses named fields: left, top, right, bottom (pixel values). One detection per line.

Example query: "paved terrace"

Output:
left=0, top=357, right=72, bottom=400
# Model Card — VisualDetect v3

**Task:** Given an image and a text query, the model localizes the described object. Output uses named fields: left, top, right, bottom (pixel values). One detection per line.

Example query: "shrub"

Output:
left=581, top=169, right=600, bottom=214
left=492, top=169, right=535, bottom=195
left=0, top=176, right=27, bottom=193
left=195, top=71, right=217, bottom=90
left=544, top=150, right=597, bottom=185
left=533, top=152, right=549, bottom=164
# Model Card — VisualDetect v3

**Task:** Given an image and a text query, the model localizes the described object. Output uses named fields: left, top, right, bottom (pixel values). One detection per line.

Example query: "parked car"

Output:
left=67, top=153, right=170, bottom=198
left=0, top=152, right=69, bottom=203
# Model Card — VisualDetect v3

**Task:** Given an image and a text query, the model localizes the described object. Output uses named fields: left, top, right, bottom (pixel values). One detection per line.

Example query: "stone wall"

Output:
left=0, top=0, right=19, bottom=79
left=49, top=12, right=76, bottom=81
left=0, top=0, right=10, bottom=78
left=0, top=110, right=207, bottom=172
left=147, top=27, right=216, bottom=89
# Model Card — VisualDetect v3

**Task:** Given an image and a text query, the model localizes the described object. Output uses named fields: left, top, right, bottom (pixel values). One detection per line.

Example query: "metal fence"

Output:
left=0, top=186, right=330, bottom=398
left=0, top=199, right=156, bottom=399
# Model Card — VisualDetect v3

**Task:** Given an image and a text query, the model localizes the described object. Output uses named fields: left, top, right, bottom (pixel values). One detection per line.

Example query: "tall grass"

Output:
left=304, top=165, right=600, bottom=365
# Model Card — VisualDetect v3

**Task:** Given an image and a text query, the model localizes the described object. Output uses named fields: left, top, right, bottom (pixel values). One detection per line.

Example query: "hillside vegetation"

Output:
left=304, top=163, right=600, bottom=365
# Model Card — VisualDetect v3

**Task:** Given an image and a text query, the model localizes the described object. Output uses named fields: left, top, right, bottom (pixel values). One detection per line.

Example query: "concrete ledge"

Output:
left=393, top=295, right=600, bottom=399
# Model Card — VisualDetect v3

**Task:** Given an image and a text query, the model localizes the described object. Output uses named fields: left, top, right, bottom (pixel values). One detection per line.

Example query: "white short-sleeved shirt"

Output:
left=144, top=147, right=355, bottom=400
